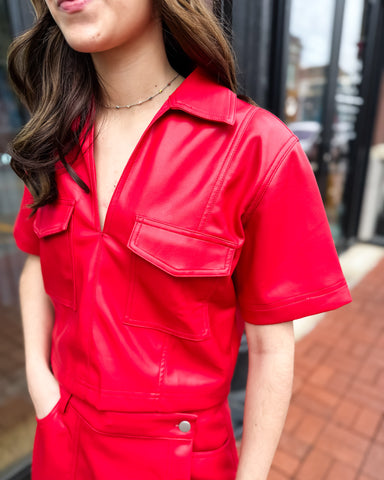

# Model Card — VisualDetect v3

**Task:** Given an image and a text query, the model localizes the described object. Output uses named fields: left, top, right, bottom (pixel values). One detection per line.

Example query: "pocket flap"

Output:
left=127, top=217, right=237, bottom=277
left=33, top=200, right=75, bottom=238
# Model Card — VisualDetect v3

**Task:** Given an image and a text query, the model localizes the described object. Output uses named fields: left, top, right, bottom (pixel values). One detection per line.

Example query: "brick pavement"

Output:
left=267, top=257, right=384, bottom=480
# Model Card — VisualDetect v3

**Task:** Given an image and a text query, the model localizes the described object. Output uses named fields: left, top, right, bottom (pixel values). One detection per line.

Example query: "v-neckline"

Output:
left=86, top=101, right=171, bottom=234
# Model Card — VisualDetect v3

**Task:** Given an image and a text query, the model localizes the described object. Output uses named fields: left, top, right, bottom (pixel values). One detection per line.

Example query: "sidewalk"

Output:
left=267, top=251, right=384, bottom=479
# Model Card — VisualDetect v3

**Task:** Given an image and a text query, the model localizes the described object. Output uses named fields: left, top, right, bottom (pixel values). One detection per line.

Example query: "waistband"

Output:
left=59, top=386, right=234, bottom=452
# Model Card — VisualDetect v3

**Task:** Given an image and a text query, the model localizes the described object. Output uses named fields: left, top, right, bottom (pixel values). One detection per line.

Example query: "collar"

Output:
left=167, top=67, right=236, bottom=125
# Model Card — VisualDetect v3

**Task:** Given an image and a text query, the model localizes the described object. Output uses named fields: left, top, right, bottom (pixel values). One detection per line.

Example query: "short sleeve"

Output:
left=233, top=140, right=351, bottom=325
left=13, top=186, right=40, bottom=256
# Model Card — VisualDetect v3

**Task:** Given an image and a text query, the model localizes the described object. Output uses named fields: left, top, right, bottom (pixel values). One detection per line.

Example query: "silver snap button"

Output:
left=178, top=420, right=191, bottom=433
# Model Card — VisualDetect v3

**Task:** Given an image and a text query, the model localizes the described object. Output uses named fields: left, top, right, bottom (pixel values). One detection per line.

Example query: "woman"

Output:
left=9, top=1, right=351, bottom=479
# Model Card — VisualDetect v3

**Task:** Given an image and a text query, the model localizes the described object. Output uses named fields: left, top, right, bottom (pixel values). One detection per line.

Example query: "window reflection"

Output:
left=373, top=75, right=384, bottom=239
left=359, top=71, right=384, bottom=243
left=285, top=0, right=371, bottom=244
left=285, top=0, right=336, bottom=172
left=327, top=0, right=366, bottom=240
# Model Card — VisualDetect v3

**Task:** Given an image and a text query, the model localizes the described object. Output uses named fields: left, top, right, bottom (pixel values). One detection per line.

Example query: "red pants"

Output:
left=32, top=389, right=238, bottom=480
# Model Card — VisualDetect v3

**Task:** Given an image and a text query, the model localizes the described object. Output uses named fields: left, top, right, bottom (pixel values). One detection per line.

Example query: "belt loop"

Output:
left=58, top=386, right=72, bottom=414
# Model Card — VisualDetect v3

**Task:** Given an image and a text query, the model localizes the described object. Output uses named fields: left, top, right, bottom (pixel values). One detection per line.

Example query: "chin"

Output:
left=64, top=33, right=105, bottom=53
left=67, top=43, right=102, bottom=54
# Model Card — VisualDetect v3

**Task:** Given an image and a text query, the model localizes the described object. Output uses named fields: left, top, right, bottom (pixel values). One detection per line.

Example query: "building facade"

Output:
left=0, top=0, right=383, bottom=478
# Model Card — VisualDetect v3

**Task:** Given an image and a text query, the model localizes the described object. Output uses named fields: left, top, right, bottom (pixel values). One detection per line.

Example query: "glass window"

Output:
left=284, top=0, right=372, bottom=245
left=327, top=0, right=366, bottom=241
left=284, top=0, right=336, bottom=172
left=359, top=70, right=384, bottom=243
left=0, top=0, right=34, bottom=475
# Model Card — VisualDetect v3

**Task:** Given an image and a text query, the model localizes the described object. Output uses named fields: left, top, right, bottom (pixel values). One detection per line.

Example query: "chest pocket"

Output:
left=33, top=200, right=76, bottom=310
left=125, top=216, right=237, bottom=341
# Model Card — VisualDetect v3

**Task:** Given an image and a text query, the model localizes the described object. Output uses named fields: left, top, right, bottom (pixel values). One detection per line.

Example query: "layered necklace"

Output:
left=104, top=73, right=180, bottom=110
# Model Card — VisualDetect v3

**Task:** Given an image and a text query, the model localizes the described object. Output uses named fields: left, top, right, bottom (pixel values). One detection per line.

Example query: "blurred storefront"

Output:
left=1, top=0, right=384, bottom=479
left=359, top=71, right=384, bottom=243
left=0, top=1, right=35, bottom=480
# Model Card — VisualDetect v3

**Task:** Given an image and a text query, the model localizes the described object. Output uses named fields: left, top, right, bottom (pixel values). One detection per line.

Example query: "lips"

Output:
left=58, top=0, right=92, bottom=13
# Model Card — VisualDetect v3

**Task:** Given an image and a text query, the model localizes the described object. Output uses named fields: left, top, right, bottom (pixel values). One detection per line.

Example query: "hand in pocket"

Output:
left=27, top=367, right=61, bottom=420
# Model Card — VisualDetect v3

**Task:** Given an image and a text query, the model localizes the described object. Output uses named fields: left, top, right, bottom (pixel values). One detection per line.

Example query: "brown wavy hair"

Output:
left=8, top=0, right=240, bottom=211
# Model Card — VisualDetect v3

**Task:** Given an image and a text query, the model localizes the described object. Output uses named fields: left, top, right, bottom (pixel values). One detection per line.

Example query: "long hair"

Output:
left=8, top=0, right=240, bottom=211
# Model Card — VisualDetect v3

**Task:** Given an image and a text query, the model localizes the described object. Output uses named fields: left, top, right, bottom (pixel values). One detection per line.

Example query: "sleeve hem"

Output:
left=240, top=281, right=352, bottom=325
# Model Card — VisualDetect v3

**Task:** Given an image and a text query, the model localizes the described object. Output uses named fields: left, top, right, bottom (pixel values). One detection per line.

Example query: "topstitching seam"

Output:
left=243, top=136, right=299, bottom=223
left=198, top=108, right=258, bottom=230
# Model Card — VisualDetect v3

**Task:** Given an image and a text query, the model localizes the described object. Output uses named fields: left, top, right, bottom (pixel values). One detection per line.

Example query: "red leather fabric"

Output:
left=14, top=67, right=351, bottom=415
left=32, top=390, right=238, bottom=480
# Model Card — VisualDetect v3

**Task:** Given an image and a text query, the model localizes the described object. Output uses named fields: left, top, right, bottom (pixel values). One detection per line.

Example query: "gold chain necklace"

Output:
left=104, top=73, right=180, bottom=110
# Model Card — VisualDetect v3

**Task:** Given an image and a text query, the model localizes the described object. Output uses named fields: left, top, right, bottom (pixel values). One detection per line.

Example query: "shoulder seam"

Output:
left=243, top=136, right=299, bottom=222
left=198, top=107, right=259, bottom=230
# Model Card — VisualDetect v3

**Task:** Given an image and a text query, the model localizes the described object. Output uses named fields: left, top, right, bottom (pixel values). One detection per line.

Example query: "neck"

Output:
left=91, top=20, right=176, bottom=108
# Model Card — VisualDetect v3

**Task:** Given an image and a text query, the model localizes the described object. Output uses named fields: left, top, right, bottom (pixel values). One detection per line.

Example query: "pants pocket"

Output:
left=191, top=435, right=238, bottom=480
left=70, top=401, right=197, bottom=480
left=32, top=390, right=76, bottom=480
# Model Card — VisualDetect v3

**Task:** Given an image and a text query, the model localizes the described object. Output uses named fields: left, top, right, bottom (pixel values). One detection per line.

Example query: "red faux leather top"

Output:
left=14, top=68, right=351, bottom=412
